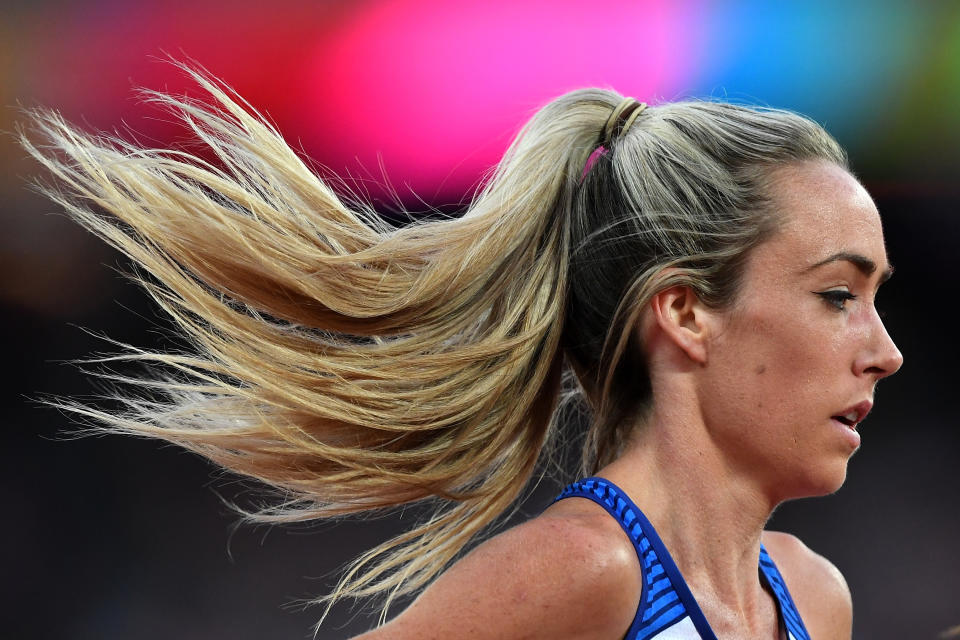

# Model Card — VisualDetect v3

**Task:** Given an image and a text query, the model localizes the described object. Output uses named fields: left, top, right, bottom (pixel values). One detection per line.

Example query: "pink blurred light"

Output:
left=23, top=0, right=702, bottom=204
left=26, top=1, right=330, bottom=137
left=306, top=0, right=701, bottom=201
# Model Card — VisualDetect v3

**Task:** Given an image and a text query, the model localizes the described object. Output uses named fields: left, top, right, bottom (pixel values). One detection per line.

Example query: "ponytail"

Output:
left=19, top=62, right=619, bottom=615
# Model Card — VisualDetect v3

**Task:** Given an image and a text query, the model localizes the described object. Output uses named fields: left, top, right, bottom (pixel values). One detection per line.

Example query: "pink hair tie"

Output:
left=580, top=98, right=648, bottom=184
left=580, top=145, right=608, bottom=181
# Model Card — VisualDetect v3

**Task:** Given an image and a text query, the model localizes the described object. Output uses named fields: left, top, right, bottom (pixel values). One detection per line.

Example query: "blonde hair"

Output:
left=18, top=61, right=846, bottom=620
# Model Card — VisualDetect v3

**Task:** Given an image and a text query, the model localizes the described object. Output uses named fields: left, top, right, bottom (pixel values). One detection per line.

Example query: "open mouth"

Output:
left=832, top=402, right=872, bottom=431
left=832, top=413, right=858, bottom=427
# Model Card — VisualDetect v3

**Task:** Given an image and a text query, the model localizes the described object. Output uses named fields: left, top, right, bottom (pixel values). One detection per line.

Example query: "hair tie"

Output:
left=581, top=98, right=647, bottom=181
left=602, top=98, right=647, bottom=148
left=580, top=146, right=609, bottom=181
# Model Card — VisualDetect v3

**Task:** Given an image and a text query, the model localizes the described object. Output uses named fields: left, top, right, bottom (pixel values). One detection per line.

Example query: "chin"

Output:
left=810, top=472, right=848, bottom=497
left=781, top=462, right=850, bottom=501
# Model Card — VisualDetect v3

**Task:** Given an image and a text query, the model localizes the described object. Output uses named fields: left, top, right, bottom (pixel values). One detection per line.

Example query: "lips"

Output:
left=832, top=400, right=873, bottom=429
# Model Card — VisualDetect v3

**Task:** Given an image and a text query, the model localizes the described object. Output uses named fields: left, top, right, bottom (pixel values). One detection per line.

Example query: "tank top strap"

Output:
left=758, top=545, right=812, bottom=640
left=554, top=477, right=719, bottom=640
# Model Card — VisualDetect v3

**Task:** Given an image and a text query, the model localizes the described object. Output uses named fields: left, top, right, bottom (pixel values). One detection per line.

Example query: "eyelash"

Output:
left=816, top=290, right=857, bottom=310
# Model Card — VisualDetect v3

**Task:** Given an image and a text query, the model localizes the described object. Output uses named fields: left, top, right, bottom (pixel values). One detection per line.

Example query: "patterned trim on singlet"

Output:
left=554, top=478, right=811, bottom=640
left=759, top=546, right=810, bottom=640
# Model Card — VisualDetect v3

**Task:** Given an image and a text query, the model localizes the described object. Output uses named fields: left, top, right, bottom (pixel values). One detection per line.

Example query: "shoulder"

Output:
left=761, top=530, right=853, bottom=640
left=371, top=499, right=642, bottom=640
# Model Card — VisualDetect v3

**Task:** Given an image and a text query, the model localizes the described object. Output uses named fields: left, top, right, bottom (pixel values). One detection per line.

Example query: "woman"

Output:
left=21, top=62, right=901, bottom=639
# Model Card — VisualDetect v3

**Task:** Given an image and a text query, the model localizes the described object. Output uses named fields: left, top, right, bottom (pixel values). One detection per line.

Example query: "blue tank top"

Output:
left=554, top=478, right=811, bottom=640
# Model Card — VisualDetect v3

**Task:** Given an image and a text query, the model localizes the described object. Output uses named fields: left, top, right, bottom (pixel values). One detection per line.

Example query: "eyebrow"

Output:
left=805, top=252, right=895, bottom=284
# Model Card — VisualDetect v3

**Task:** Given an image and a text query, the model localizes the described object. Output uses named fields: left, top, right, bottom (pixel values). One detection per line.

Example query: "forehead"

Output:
left=759, top=161, right=887, bottom=269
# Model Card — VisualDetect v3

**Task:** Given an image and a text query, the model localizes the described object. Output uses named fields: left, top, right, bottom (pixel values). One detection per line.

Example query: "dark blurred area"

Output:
left=3, top=1, right=958, bottom=638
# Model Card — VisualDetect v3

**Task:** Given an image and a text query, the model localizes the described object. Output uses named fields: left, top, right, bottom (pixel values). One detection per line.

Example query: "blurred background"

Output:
left=2, top=0, right=958, bottom=638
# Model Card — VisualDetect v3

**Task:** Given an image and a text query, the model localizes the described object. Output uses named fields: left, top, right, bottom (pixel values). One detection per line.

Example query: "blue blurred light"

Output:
left=690, top=1, right=929, bottom=141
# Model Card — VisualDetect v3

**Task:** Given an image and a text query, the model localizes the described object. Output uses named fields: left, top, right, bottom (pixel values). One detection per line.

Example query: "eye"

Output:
left=816, top=289, right=857, bottom=310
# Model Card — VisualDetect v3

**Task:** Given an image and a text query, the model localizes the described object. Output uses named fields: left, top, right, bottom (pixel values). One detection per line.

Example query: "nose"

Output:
left=854, top=311, right=903, bottom=380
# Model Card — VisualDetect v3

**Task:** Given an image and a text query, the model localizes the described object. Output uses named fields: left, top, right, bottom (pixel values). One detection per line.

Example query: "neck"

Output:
left=597, top=392, right=779, bottom=634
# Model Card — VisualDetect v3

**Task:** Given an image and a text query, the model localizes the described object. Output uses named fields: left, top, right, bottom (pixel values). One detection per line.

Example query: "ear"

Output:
left=647, top=285, right=711, bottom=364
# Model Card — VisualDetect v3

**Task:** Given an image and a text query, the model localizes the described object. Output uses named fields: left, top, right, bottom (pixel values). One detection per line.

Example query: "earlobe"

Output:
left=649, top=286, right=709, bottom=364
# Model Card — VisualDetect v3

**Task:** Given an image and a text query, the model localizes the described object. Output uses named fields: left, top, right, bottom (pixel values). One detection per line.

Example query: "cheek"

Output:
left=715, top=306, right=835, bottom=412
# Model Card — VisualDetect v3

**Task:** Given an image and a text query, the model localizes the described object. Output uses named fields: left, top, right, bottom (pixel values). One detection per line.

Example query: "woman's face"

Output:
left=699, top=160, right=902, bottom=501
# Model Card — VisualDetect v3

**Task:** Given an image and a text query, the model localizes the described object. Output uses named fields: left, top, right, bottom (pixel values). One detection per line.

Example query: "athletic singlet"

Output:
left=554, top=478, right=811, bottom=640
